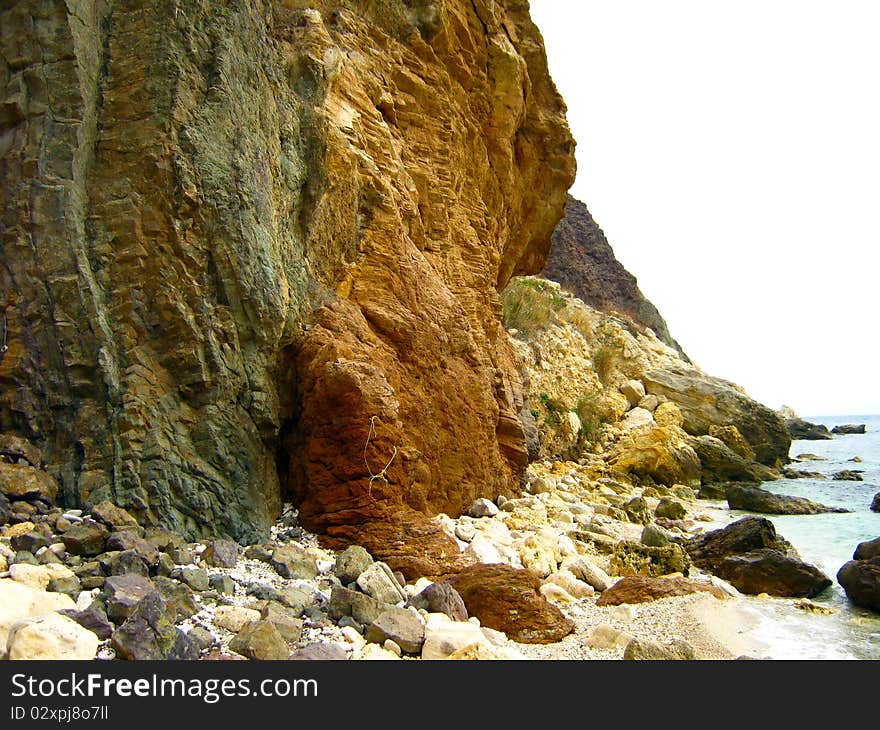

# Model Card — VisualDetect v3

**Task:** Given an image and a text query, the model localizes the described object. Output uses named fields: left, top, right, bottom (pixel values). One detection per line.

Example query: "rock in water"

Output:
left=726, top=484, right=849, bottom=515
left=854, top=538, right=880, bottom=561
left=832, top=470, right=864, bottom=482
left=713, top=549, right=832, bottom=598
left=831, top=424, right=866, bottom=435
left=870, top=493, right=880, bottom=513
left=686, top=516, right=798, bottom=573
left=448, top=564, right=574, bottom=644
left=838, top=539, right=880, bottom=613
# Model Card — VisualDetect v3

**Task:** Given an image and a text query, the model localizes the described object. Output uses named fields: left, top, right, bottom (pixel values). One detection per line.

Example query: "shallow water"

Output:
left=709, top=414, right=880, bottom=659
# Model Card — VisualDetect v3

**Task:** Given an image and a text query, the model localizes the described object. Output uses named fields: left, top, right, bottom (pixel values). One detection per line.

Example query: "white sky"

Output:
left=529, top=1, right=880, bottom=417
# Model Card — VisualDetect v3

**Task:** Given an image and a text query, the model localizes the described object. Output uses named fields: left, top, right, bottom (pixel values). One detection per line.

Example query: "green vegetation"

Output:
left=591, top=346, right=614, bottom=385
left=502, top=277, right=567, bottom=337
left=575, top=391, right=606, bottom=445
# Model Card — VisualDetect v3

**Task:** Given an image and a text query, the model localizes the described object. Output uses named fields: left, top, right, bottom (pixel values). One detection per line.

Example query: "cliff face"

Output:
left=542, top=196, right=687, bottom=358
left=0, top=0, right=575, bottom=562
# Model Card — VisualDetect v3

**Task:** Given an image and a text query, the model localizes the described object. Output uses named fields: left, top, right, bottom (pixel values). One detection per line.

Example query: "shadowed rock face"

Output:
left=0, top=1, right=575, bottom=548
left=542, top=197, right=687, bottom=357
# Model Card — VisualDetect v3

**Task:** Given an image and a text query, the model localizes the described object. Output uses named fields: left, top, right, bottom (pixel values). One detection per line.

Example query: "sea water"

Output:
left=711, top=414, right=880, bottom=659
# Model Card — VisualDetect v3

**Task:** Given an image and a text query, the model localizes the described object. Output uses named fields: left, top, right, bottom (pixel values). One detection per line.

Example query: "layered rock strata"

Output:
left=0, top=1, right=575, bottom=550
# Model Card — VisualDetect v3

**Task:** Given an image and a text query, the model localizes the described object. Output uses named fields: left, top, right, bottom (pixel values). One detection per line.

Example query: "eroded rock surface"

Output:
left=0, top=1, right=574, bottom=550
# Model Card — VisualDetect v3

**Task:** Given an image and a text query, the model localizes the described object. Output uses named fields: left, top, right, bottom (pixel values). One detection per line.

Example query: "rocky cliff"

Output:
left=542, top=196, right=687, bottom=358
left=0, top=0, right=575, bottom=565
left=503, top=277, right=790, bottom=484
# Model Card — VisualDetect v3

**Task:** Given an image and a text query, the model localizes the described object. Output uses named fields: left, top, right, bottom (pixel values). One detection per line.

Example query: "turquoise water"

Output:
left=715, top=414, right=880, bottom=659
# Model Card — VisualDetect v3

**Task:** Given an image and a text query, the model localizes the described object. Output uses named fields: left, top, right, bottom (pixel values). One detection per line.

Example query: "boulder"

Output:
left=290, top=643, right=349, bottom=661
left=357, top=561, right=407, bottom=605
left=832, top=470, right=864, bottom=482
left=111, top=592, right=199, bottom=661
left=831, top=424, right=866, bottom=435
left=782, top=469, right=825, bottom=479
left=623, top=638, right=697, bottom=660
left=623, top=497, right=652, bottom=525
left=62, top=522, right=110, bottom=557
left=621, top=380, right=646, bottom=407
left=542, top=570, right=594, bottom=599
left=0, top=579, right=77, bottom=657
left=563, top=556, right=612, bottom=592
left=105, top=531, right=160, bottom=565
left=609, top=541, right=691, bottom=578
left=9, top=563, right=75, bottom=592
left=270, top=544, right=318, bottom=580
left=407, top=582, right=468, bottom=621
left=688, top=435, right=778, bottom=484
left=6, top=613, right=99, bottom=660
left=726, top=484, right=849, bottom=515
left=59, top=601, right=114, bottom=640
left=0, top=491, right=8, bottom=526
left=638, top=394, right=663, bottom=412
left=468, top=498, right=500, bottom=518
left=586, top=623, right=633, bottom=650
left=366, top=608, right=425, bottom=654
left=641, top=523, right=672, bottom=548
left=620, top=407, right=655, bottom=431
left=0, top=462, right=58, bottom=502
left=214, top=606, right=261, bottom=633
left=686, top=516, right=798, bottom=573
left=201, top=539, right=239, bottom=568
left=90, top=502, right=140, bottom=531
left=654, top=401, right=685, bottom=428
left=177, top=566, right=210, bottom=592
left=596, top=575, right=725, bottom=606
left=644, top=365, right=790, bottom=466
left=837, top=557, right=880, bottom=612
left=258, top=602, right=304, bottom=642
left=854, top=537, right=880, bottom=561
left=708, top=424, right=756, bottom=461
left=714, top=549, right=832, bottom=598
left=609, top=426, right=701, bottom=488
left=228, top=621, right=289, bottom=661
left=655, top=498, right=686, bottom=520
left=102, top=575, right=160, bottom=624
left=334, top=545, right=374, bottom=585
left=449, top=564, right=574, bottom=644
left=784, top=416, right=832, bottom=441
left=328, top=585, right=392, bottom=626
left=152, top=577, right=198, bottom=621
left=421, top=614, right=490, bottom=660
left=0, top=434, right=42, bottom=468
left=871, top=493, right=880, bottom=513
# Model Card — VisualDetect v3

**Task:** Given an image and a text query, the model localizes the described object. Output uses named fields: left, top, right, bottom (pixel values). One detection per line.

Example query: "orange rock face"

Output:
left=0, top=1, right=574, bottom=548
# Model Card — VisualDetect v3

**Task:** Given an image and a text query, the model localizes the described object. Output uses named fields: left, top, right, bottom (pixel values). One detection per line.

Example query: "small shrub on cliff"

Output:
left=575, top=391, right=606, bottom=445
left=502, top=277, right=566, bottom=337
left=591, top=346, right=614, bottom=385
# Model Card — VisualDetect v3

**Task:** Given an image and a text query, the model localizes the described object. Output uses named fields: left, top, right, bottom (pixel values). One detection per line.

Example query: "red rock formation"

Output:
left=0, top=1, right=575, bottom=553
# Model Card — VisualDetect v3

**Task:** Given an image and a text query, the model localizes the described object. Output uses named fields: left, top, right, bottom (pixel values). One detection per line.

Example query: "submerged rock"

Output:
left=726, top=484, right=849, bottom=515
left=838, top=538, right=880, bottom=613
left=831, top=424, right=866, bottom=435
